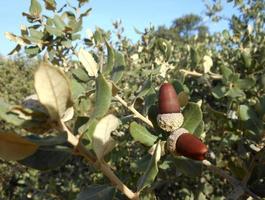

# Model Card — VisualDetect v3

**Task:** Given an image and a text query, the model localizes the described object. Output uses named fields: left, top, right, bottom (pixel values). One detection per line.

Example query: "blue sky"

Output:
left=0, top=0, right=237, bottom=55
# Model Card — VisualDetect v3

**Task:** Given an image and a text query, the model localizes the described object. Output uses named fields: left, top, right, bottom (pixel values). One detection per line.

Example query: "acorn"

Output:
left=167, top=128, right=208, bottom=161
left=157, top=83, right=184, bottom=132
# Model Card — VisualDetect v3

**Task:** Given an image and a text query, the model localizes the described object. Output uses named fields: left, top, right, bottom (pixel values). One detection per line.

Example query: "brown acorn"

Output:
left=158, top=83, right=180, bottom=114
left=157, top=83, right=184, bottom=132
left=167, top=128, right=208, bottom=161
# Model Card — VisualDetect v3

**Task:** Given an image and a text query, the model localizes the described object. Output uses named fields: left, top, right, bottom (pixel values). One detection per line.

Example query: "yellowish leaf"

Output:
left=203, top=55, right=213, bottom=73
left=5, top=32, right=30, bottom=46
left=92, top=114, right=119, bottom=160
left=0, top=133, right=38, bottom=161
left=34, top=63, right=72, bottom=120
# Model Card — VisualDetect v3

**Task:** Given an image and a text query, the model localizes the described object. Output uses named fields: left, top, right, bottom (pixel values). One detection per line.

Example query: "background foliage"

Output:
left=0, top=0, right=265, bottom=199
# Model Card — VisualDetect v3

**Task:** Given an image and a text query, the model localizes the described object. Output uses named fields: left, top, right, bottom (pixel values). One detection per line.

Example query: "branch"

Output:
left=179, top=69, right=223, bottom=80
left=202, top=160, right=261, bottom=200
left=60, top=121, right=139, bottom=200
left=115, top=94, right=154, bottom=128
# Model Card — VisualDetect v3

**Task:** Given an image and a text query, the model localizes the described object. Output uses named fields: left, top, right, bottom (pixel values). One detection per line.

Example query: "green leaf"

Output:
left=193, top=121, right=204, bottom=137
left=28, top=29, right=44, bottom=42
left=76, top=185, right=115, bottom=200
left=212, top=85, right=227, bottom=99
left=94, top=28, right=103, bottom=45
left=235, top=78, right=255, bottom=90
left=136, top=79, right=152, bottom=99
left=70, top=78, right=86, bottom=100
left=238, top=105, right=262, bottom=134
left=83, top=119, right=98, bottom=148
left=220, top=65, right=233, bottom=83
left=78, top=97, right=92, bottom=116
left=69, top=19, right=83, bottom=33
left=137, top=141, right=161, bottom=191
left=29, top=0, right=42, bottom=17
left=34, top=63, right=73, bottom=121
left=172, top=80, right=185, bottom=93
left=129, top=122, right=157, bottom=146
left=226, top=87, right=245, bottom=98
left=178, top=91, right=189, bottom=107
left=46, top=25, right=63, bottom=36
left=25, top=46, right=40, bottom=56
left=241, top=50, right=252, bottom=68
left=182, top=103, right=203, bottom=133
left=72, top=67, right=90, bottom=82
left=78, top=48, right=98, bottom=77
left=104, top=41, right=115, bottom=74
left=174, top=157, right=202, bottom=177
left=0, top=132, right=38, bottom=161
left=143, top=87, right=157, bottom=115
left=157, top=39, right=171, bottom=61
left=92, top=115, right=119, bottom=160
left=61, top=40, right=72, bottom=48
left=238, top=105, right=258, bottom=122
left=91, top=74, right=112, bottom=119
left=53, top=15, right=66, bottom=31
left=72, top=34, right=81, bottom=40
left=111, top=52, right=125, bottom=83
left=190, top=47, right=199, bottom=68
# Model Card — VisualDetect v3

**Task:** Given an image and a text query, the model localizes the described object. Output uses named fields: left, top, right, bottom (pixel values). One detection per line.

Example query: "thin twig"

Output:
left=60, top=121, right=139, bottom=200
left=179, top=69, right=223, bottom=80
left=115, top=94, right=154, bottom=128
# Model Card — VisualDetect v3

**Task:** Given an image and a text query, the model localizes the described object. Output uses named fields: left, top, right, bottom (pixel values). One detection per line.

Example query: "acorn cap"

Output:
left=157, top=113, right=184, bottom=132
left=167, top=129, right=208, bottom=161
left=158, top=83, right=180, bottom=114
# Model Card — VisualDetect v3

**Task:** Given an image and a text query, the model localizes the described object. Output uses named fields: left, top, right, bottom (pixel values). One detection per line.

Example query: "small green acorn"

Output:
left=157, top=83, right=184, bottom=132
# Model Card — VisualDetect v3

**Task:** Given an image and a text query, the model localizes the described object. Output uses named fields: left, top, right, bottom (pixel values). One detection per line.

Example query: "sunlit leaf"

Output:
left=92, top=114, right=119, bottom=160
left=53, top=15, right=66, bottom=31
left=29, top=0, right=42, bottom=17
left=78, top=48, right=98, bottom=77
left=34, top=63, right=72, bottom=120
left=203, top=55, right=213, bottom=73
left=5, top=32, right=30, bottom=46
left=129, top=122, right=157, bottom=146
left=104, top=40, right=115, bottom=74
